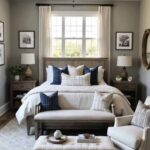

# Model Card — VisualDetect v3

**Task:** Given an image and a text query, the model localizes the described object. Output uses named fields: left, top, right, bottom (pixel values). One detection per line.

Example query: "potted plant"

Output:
left=8, top=65, right=24, bottom=81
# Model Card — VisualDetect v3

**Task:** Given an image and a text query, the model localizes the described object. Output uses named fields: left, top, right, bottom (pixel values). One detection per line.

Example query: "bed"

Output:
left=16, top=58, right=133, bottom=135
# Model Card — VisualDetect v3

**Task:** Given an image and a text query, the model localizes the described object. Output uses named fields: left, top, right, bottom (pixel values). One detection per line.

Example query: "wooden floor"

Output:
left=0, top=111, right=15, bottom=129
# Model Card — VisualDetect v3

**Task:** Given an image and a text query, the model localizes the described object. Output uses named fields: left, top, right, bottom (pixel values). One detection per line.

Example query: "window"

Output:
left=51, top=13, right=98, bottom=57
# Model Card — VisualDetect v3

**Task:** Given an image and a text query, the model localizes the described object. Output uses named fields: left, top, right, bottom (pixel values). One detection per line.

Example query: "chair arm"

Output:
left=140, top=127, right=150, bottom=150
left=35, top=103, right=41, bottom=115
left=114, top=115, right=133, bottom=127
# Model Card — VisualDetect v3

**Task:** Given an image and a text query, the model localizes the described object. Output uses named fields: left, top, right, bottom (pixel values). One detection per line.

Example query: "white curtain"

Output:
left=98, top=6, right=111, bottom=58
left=39, top=6, right=51, bottom=83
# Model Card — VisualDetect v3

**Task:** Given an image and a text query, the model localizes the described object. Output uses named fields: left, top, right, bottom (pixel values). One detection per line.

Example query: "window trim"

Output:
left=51, top=11, right=98, bottom=57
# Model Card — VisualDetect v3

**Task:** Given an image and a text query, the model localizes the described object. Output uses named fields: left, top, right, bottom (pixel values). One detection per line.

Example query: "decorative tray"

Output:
left=47, top=135, right=67, bottom=144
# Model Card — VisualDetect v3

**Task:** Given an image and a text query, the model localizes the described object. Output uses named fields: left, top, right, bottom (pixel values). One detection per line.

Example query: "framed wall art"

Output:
left=0, top=21, right=4, bottom=42
left=19, top=31, right=35, bottom=49
left=116, top=32, right=133, bottom=50
left=0, top=44, right=5, bottom=65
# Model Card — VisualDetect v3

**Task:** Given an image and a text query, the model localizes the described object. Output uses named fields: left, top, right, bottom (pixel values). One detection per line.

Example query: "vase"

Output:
left=14, top=75, right=20, bottom=81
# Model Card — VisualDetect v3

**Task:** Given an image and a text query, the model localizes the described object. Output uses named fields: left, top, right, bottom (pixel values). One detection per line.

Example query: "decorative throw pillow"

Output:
left=98, top=66, right=105, bottom=84
left=51, top=66, right=68, bottom=85
left=68, top=65, right=84, bottom=76
left=131, top=101, right=150, bottom=128
left=40, top=91, right=60, bottom=111
left=84, top=66, right=98, bottom=85
left=61, top=73, right=91, bottom=86
left=91, top=91, right=113, bottom=112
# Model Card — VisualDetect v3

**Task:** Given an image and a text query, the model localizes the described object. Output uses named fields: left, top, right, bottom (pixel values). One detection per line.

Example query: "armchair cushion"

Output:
left=131, top=101, right=150, bottom=128
left=107, top=125, right=143, bottom=149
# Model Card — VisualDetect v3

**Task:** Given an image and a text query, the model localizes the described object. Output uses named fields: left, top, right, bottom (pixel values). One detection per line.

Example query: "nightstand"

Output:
left=10, top=80, right=37, bottom=110
left=112, top=81, right=138, bottom=110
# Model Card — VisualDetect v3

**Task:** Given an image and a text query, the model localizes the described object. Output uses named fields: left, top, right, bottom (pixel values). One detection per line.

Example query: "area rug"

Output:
left=0, top=118, right=35, bottom=150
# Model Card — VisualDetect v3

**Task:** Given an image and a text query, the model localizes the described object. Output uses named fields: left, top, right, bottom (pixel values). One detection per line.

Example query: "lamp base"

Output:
left=24, top=65, right=32, bottom=80
left=121, top=67, right=128, bottom=81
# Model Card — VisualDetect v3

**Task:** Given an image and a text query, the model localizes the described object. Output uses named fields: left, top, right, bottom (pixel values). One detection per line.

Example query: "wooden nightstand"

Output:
left=112, top=81, right=138, bottom=110
left=10, top=80, right=37, bottom=110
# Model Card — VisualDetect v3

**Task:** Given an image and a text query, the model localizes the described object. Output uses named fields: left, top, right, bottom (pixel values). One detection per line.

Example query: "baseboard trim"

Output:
left=0, top=103, right=10, bottom=117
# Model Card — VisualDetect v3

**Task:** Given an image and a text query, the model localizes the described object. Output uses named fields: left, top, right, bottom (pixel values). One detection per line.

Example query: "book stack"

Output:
left=77, top=133, right=97, bottom=143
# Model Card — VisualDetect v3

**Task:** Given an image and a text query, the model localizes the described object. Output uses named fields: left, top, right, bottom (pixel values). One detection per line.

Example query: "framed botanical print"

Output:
left=0, top=44, right=5, bottom=65
left=116, top=32, right=133, bottom=50
left=0, top=21, right=4, bottom=42
left=19, top=31, right=35, bottom=49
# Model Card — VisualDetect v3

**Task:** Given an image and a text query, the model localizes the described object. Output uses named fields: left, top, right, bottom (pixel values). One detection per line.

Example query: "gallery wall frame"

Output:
left=19, top=31, right=35, bottom=49
left=0, top=21, right=4, bottom=42
left=0, top=43, right=5, bottom=66
left=116, top=32, right=133, bottom=50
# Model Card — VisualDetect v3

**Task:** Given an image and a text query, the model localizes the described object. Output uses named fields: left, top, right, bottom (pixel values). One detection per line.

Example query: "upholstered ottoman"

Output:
left=33, top=136, right=115, bottom=150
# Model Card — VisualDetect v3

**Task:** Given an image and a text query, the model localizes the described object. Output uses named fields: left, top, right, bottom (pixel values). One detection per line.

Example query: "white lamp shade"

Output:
left=117, top=56, right=132, bottom=67
left=21, top=53, right=35, bottom=65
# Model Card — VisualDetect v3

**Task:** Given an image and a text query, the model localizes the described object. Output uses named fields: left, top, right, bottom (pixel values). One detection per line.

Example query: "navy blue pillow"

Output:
left=84, top=66, right=98, bottom=85
left=51, top=66, right=68, bottom=85
left=40, top=91, right=60, bottom=111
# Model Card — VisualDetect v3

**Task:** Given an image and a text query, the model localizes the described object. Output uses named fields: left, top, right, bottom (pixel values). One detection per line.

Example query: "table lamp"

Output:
left=21, top=53, right=35, bottom=80
left=117, top=56, right=132, bottom=80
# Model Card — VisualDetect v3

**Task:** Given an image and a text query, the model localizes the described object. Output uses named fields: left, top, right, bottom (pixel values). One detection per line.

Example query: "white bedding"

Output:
left=16, top=82, right=133, bottom=124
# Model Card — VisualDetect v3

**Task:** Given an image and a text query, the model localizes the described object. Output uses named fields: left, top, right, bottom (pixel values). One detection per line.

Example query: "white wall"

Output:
left=0, top=0, right=10, bottom=115
left=139, top=0, right=150, bottom=99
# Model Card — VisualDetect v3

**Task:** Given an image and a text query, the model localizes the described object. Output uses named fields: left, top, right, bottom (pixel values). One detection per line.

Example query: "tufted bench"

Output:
left=33, top=135, right=115, bottom=150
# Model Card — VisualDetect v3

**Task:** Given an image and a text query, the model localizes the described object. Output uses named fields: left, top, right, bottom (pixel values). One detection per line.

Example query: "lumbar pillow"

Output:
left=91, top=91, right=113, bottom=112
left=68, top=65, right=84, bottom=76
left=40, top=91, right=60, bottom=111
left=61, top=73, right=91, bottom=86
left=51, top=66, right=68, bottom=85
left=131, top=101, right=150, bottom=128
left=84, top=66, right=98, bottom=85
left=98, top=66, right=105, bottom=84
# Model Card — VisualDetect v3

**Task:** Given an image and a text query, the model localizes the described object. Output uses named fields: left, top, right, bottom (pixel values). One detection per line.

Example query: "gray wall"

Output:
left=0, top=0, right=10, bottom=108
left=10, top=0, right=140, bottom=82
left=139, top=0, right=150, bottom=99
left=111, top=2, right=139, bottom=81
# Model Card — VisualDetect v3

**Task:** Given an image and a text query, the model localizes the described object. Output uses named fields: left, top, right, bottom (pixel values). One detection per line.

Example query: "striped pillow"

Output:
left=91, top=92, right=113, bottom=112
left=131, top=101, right=150, bottom=128
left=61, top=73, right=91, bottom=86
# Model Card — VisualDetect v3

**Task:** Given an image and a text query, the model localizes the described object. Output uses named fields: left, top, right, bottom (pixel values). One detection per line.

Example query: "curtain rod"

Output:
left=36, top=3, right=114, bottom=7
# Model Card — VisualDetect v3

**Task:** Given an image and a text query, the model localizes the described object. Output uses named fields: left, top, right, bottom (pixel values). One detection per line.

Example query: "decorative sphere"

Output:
left=54, top=130, right=62, bottom=139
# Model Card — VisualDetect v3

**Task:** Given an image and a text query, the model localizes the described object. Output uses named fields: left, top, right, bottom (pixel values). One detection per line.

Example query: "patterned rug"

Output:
left=0, top=118, right=35, bottom=150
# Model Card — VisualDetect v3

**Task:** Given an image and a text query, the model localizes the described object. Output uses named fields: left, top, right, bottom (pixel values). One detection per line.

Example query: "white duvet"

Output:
left=16, top=82, right=133, bottom=124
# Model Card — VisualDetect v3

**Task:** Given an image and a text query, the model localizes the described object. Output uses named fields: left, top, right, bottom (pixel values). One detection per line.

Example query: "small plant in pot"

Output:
left=9, top=65, right=24, bottom=81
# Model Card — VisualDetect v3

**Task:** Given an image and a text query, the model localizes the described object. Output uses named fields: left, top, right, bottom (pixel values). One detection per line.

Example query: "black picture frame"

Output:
left=19, top=31, right=35, bottom=49
left=0, top=21, right=4, bottom=42
left=0, top=43, right=5, bottom=66
left=116, top=32, right=133, bottom=50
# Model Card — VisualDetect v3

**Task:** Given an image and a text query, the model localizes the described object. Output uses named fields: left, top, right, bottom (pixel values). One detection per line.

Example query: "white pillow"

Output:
left=46, top=66, right=53, bottom=83
left=98, top=66, right=105, bottom=84
left=61, top=73, right=91, bottom=86
left=91, top=91, right=113, bottom=112
left=68, top=65, right=84, bottom=76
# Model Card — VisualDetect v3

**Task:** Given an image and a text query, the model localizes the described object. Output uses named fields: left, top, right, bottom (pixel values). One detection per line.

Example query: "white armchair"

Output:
left=107, top=96, right=150, bottom=150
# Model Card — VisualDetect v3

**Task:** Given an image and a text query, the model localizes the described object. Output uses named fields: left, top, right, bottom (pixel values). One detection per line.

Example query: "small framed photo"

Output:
left=0, top=44, right=5, bottom=65
left=116, top=32, right=133, bottom=50
left=0, top=21, right=4, bottom=42
left=19, top=31, right=35, bottom=49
